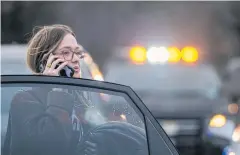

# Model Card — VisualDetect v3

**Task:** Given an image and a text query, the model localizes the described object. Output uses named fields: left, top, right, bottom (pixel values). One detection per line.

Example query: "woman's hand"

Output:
left=42, top=54, right=68, bottom=76
left=84, top=141, right=99, bottom=155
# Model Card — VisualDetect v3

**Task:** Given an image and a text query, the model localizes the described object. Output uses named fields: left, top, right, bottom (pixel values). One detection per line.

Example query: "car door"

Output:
left=1, top=75, right=179, bottom=155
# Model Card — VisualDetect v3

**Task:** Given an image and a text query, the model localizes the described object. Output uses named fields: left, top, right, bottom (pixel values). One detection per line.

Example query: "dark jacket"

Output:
left=3, top=87, right=79, bottom=155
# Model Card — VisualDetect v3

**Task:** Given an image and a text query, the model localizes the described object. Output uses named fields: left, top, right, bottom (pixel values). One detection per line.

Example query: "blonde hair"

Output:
left=26, top=24, right=76, bottom=73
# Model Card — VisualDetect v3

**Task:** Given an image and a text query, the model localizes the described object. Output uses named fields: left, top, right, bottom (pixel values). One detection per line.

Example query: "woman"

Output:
left=3, top=24, right=97, bottom=155
left=3, top=24, right=147, bottom=155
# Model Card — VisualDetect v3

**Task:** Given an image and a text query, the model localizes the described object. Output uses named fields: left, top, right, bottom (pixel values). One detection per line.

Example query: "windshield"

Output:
left=1, top=82, right=148, bottom=155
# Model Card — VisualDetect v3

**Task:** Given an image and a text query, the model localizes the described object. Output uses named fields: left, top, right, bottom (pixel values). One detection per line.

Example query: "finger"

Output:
left=85, top=141, right=97, bottom=148
left=55, top=61, right=68, bottom=72
left=85, top=148, right=95, bottom=155
left=85, top=146, right=96, bottom=153
left=85, top=149, right=97, bottom=155
left=51, top=58, right=65, bottom=70
left=46, top=55, right=59, bottom=69
left=84, top=152, right=96, bottom=155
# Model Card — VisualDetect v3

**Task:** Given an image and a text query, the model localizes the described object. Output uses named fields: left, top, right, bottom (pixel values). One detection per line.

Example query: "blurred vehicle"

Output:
left=203, top=57, right=240, bottom=155
left=222, top=57, right=240, bottom=128
left=103, top=45, right=229, bottom=155
left=230, top=124, right=240, bottom=155
left=203, top=104, right=237, bottom=155
left=221, top=58, right=240, bottom=155
left=222, top=123, right=240, bottom=155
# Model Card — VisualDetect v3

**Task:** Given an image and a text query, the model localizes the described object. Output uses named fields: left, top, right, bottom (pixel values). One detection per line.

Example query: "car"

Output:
left=222, top=123, right=240, bottom=155
left=202, top=103, right=237, bottom=155
left=222, top=57, right=240, bottom=136
left=221, top=58, right=240, bottom=155
left=103, top=45, right=230, bottom=155
left=1, top=74, right=181, bottom=155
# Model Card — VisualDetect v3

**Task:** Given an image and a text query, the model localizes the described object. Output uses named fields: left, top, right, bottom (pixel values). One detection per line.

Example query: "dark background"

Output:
left=2, top=1, right=240, bottom=73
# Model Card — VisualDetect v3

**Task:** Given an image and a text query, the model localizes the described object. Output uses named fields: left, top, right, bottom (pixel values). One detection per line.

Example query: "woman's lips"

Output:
left=73, top=66, right=80, bottom=72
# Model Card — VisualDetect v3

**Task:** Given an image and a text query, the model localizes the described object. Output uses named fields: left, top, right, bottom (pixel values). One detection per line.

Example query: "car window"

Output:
left=1, top=82, right=147, bottom=154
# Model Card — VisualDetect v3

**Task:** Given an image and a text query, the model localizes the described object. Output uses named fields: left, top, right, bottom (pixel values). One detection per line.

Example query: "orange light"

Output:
left=181, top=46, right=199, bottom=63
left=167, top=47, right=181, bottom=63
left=129, top=46, right=147, bottom=64
left=91, top=69, right=104, bottom=81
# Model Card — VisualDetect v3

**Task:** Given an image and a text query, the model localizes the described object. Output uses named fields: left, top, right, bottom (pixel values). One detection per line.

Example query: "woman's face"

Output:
left=54, top=33, right=84, bottom=78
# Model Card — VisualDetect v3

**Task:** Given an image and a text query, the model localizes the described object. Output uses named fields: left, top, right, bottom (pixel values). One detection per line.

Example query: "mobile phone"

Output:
left=55, top=62, right=75, bottom=77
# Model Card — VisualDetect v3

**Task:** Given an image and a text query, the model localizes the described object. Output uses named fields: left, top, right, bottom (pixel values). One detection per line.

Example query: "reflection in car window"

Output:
left=1, top=84, right=147, bottom=155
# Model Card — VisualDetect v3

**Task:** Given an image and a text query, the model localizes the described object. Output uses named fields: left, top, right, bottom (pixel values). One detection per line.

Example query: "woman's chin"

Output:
left=73, top=72, right=81, bottom=78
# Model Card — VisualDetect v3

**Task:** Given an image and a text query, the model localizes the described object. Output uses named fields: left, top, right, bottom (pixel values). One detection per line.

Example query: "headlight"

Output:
left=209, top=114, right=227, bottom=128
left=228, top=152, right=236, bottom=155
left=232, top=125, right=240, bottom=142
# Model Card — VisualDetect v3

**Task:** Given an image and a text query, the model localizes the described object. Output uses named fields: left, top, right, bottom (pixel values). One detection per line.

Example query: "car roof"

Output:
left=105, top=62, right=221, bottom=92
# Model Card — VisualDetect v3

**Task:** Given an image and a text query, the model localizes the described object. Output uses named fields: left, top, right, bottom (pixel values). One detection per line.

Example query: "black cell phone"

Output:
left=55, top=62, right=75, bottom=77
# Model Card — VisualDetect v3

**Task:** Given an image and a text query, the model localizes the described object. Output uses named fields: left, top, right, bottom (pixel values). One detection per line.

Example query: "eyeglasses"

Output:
left=55, top=47, right=85, bottom=61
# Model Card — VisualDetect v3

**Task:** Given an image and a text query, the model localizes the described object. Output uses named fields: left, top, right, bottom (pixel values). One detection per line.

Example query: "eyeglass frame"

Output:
left=53, top=46, right=86, bottom=61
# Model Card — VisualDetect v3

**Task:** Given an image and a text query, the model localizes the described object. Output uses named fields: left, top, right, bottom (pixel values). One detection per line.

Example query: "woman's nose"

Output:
left=71, top=53, right=80, bottom=62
